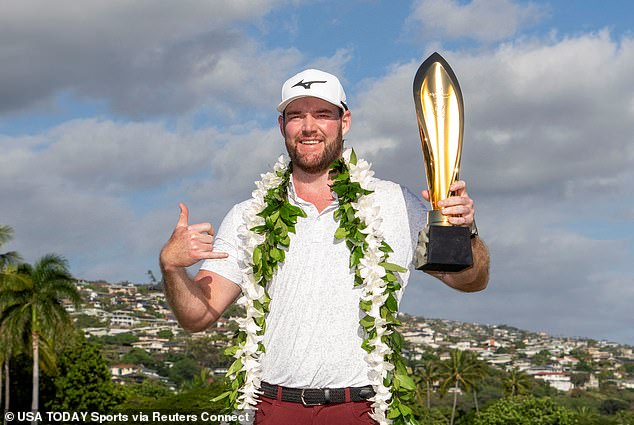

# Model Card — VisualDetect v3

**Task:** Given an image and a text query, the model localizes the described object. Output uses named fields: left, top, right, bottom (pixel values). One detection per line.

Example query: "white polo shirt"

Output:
left=200, top=177, right=425, bottom=388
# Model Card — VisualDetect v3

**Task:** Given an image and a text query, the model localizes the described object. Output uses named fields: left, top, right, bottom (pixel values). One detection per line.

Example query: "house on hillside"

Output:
left=110, top=310, right=139, bottom=327
left=110, top=364, right=139, bottom=377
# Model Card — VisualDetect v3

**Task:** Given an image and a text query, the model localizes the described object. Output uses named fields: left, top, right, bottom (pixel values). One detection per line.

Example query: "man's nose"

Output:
left=301, top=114, right=317, bottom=134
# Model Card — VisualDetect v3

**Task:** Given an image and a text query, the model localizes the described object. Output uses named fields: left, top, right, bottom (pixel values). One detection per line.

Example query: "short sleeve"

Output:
left=199, top=204, right=243, bottom=287
left=401, top=187, right=427, bottom=255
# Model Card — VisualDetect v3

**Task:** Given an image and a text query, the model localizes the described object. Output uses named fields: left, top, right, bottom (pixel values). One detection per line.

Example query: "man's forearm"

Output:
left=162, top=266, right=215, bottom=332
left=428, top=236, right=490, bottom=292
left=159, top=202, right=234, bottom=332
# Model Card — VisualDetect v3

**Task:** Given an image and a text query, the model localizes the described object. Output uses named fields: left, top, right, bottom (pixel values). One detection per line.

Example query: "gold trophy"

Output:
left=413, top=52, right=473, bottom=272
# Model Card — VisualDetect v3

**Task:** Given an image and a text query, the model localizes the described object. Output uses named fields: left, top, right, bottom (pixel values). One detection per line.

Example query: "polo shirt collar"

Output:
left=287, top=174, right=339, bottom=216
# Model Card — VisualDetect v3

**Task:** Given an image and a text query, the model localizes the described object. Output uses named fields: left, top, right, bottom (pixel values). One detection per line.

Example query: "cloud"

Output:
left=408, top=0, right=548, bottom=43
left=459, top=31, right=634, bottom=199
left=344, top=30, right=634, bottom=342
left=0, top=0, right=297, bottom=118
left=401, top=211, right=634, bottom=342
left=2, top=2, right=633, bottom=345
left=0, top=22, right=357, bottom=280
left=348, top=30, right=634, bottom=200
left=41, top=119, right=219, bottom=192
left=0, top=116, right=295, bottom=282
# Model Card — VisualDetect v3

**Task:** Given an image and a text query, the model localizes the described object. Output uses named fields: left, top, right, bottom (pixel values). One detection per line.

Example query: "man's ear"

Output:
left=278, top=114, right=286, bottom=138
left=341, top=110, right=352, bottom=136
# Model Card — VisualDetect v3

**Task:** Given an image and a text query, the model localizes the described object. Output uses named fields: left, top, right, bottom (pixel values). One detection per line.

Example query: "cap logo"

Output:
left=291, top=79, right=327, bottom=90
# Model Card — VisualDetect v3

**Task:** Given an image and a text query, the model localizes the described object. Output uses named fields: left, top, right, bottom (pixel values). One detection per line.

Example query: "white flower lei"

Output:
left=221, top=148, right=415, bottom=425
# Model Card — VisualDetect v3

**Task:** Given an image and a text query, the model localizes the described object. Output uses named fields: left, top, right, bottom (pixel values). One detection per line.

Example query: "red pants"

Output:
left=255, top=395, right=377, bottom=424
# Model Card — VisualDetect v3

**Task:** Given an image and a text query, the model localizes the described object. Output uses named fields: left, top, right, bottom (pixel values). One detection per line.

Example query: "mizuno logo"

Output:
left=292, top=79, right=327, bottom=89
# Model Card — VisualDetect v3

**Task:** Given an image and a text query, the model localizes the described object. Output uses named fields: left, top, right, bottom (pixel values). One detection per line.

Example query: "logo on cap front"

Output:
left=291, top=79, right=327, bottom=90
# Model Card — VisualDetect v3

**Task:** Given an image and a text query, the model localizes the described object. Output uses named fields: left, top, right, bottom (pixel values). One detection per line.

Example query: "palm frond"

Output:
left=0, top=251, right=22, bottom=269
left=0, top=225, right=15, bottom=245
left=0, top=253, right=80, bottom=367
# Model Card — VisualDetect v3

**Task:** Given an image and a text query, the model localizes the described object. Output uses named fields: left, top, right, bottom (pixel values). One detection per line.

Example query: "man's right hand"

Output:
left=159, top=203, right=228, bottom=271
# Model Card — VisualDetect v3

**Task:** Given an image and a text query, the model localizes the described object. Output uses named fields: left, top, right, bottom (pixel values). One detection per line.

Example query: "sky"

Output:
left=1, top=0, right=633, bottom=345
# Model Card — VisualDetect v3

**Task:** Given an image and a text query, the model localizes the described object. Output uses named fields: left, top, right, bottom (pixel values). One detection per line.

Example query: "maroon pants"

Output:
left=255, top=395, right=377, bottom=424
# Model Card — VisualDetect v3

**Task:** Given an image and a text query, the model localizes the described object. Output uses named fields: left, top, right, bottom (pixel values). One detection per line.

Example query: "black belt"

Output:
left=261, top=381, right=374, bottom=406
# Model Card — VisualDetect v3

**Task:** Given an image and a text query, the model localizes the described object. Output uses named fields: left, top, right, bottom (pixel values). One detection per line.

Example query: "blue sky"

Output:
left=1, top=0, right=633, bottom=345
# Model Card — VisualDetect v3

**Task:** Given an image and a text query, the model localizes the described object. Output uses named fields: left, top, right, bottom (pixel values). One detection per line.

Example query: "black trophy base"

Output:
left=418, top=225, right=473, bottom=272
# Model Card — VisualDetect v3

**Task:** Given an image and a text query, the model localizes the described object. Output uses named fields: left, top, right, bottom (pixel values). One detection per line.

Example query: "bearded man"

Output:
left=160, top=69, right=489, bottom=425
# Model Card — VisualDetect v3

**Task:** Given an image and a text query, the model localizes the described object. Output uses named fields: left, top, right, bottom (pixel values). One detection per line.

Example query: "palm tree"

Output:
left=468, top=358, right=486, bottom=414
left=0, top=341, right=5, bottom=423
left=0, top=254, right=81, bottom=424
left=2, top=359, right=7, bottom=425
left=439, top=349, right=486, bottom=425
left=472, top=380, right=481, bottom=414
left=0, top=313, right=24, bottom=425
left=573, top=406, right=600, bottom=425
left=0, top=225, right=22, bottom=422
left=0, top=225, right=21, bottom=268
left=415, top=359, right=441, bottom=410
left=183, top=367, right=214, bottom=390
left=503, top=367, right=531, bottom=397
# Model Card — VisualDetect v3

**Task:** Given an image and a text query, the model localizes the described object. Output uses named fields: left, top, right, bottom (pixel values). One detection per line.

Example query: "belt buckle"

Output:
left=300, top=389, right=322, bottom=406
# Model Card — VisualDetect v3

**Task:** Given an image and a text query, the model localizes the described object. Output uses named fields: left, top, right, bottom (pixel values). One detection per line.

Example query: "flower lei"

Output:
left=215, top=149, right=419, bottom=425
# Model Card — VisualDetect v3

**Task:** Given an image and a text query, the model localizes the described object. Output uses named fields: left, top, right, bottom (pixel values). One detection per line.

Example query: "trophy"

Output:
left=413, top=52, right=473, bottom=272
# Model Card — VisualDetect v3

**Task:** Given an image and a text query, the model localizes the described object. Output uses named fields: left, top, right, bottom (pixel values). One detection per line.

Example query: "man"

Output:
left=160, top=69, right=489, bottom=424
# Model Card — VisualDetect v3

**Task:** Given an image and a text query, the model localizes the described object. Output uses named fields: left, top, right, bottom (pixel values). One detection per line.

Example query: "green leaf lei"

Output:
left=215, top=150, right=419, bottom=425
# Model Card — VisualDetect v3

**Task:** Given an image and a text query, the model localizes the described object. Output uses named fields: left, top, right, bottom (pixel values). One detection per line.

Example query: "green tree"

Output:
left=439, top=349, right=486, bottom=425
left=569, top=348, right=591, bottom=364
left=503, top=368, right=531, bottom=397
left=157, top=329, right=173, bottom=339
left=569, top=372, right=589, bottom=389
left=532, top=350, right=552, bottom=367
left=615, top=410, right=634, bottom=425
left=473, top=396, right=575, bottom=425
left=104, top=332, right=139, bottom=346
left=621, top=361, right=634, bottom=376
left=0, top=315, right=23, bottom=421
left=598, top=398, right=628, bottom=415
left=168, top=357, right=199, bottom=387
left=416, top=408, right=449, bottom=425
left=416, top=359, right=441, bottom=409
left=1, top=269, right=24, bottom=421
left=125, top=379, right=172, bottom=400
left=574, top=360, right=593, bottom=373
left=73, top=313, right=107, bottom=328
left=495, top=346, right=510, bottom=354
left=0, top=254, right=81, bottom=422
left=46, top=336, right=124, bottom=411
left=572, top=406, right=600, bottom=425
left=116, top=384, right=228, bottom=415
left=121, top=347, right=155, bottom=368
left=182, top=367, right=214, bottom=390
left=0, top=225, right=22, bottom=418
left=185, top=337, right=232, bottom=369
left=0, top=225, right=21, bottom=268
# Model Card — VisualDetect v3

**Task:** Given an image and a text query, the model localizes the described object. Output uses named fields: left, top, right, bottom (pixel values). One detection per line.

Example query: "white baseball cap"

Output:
left=277, top=69, right=348, bottom=113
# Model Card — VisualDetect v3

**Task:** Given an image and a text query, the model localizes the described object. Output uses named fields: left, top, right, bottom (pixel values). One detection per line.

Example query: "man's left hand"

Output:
left=421, top=180, right=488, bottom=292
left=421, top=180, right=475, bottom=226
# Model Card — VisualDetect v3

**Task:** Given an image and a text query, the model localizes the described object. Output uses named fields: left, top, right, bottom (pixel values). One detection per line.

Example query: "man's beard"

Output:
left=285, top=127, right=344, bottom=174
